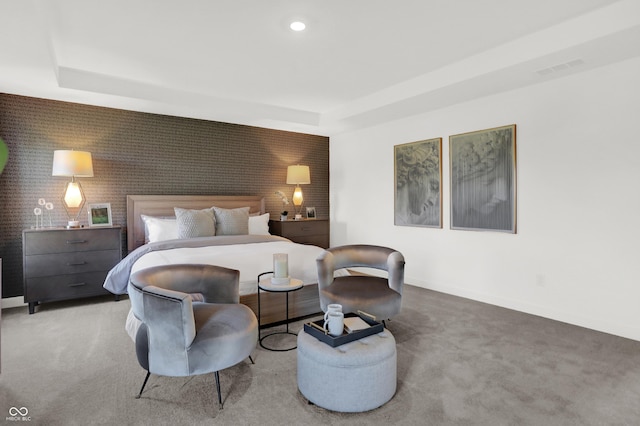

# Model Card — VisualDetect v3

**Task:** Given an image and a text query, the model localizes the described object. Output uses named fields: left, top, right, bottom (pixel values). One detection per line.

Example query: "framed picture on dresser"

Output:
left=88, top=203, right=113, bottom=227
left=306, top=207, right=317, bottom=219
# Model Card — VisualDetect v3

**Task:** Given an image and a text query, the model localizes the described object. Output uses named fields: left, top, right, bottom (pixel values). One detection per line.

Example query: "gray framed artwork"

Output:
left=394, top=137, right=442, bottom=228
left=450, top=124, right=516, bottom=233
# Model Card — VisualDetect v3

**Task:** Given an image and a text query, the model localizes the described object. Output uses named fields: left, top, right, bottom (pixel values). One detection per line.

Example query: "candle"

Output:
left=273, top=253, right=288, bottom=279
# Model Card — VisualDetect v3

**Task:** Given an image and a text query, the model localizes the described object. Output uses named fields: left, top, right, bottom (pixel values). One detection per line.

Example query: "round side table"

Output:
left=257, top=272, right=304, bottom=351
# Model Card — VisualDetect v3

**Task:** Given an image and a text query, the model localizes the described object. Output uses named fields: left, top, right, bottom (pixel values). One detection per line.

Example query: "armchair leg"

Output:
left=136, top=371, right=151, bottom=399
left=214, top=371, right=223, bottom=409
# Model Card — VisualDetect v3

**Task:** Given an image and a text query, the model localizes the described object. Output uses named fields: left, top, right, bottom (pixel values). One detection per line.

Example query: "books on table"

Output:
left=343, top=316, right=370, bottom=333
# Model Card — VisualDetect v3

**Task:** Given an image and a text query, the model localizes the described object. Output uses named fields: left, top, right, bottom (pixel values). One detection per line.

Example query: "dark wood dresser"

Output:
left=22, top=227, right=122, bottom=314
left=269, top=219, right=329, bottom=248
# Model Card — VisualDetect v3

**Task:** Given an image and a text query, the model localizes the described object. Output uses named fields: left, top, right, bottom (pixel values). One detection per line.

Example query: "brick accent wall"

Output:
left=0, top=94, right=329, bottom=298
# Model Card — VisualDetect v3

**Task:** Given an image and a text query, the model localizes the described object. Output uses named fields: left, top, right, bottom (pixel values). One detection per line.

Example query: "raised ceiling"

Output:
left=1, top=0, right=639, bottom=136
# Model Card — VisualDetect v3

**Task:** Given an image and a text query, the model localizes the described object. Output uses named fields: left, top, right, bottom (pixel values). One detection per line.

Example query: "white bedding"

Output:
left=130, top=239, right=326, bottom=296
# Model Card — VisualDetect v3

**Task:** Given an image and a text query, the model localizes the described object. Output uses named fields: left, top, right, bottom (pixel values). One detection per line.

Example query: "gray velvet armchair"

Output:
left=316, top=245, right=405, bottom=321
left=128, top=264, right=258, bottom=409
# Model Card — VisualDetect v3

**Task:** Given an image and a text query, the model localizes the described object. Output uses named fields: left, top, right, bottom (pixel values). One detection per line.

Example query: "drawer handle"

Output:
left=66, top=240, right=88, bottom=244
left=67, top=261, right=87, bottom=266
left=68, top=282, right=87, bottom=287
left=301, top=227, right=311, bottom=231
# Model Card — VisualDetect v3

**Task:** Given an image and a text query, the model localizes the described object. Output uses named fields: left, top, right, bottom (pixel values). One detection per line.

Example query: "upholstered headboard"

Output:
left=126, top=195, right=266, bottom=252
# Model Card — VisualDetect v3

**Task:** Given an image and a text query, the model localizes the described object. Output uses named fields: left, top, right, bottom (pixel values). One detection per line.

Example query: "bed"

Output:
left=104, top=194, right=328, bottom=333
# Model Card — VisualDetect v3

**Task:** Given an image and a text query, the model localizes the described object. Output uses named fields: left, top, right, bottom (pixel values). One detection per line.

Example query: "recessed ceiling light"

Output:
left=290, top=21, right=306, bottom=31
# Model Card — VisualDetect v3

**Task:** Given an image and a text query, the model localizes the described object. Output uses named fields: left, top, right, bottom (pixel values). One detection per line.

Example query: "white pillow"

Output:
left=142, top=211, right=269, bottom=241
left=248, top=213, right=270, bottom=235
left=141, top=215, right=178, bottom=243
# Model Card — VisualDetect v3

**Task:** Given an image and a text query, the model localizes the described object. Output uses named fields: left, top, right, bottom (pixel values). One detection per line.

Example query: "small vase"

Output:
left=280, top=214, right=288, bottom=221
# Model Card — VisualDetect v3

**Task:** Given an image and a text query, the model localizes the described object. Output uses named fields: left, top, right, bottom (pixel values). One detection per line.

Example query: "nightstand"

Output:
left=269, top=219, right=329, bottom=248
left=22, top=226, right=122, bottom=314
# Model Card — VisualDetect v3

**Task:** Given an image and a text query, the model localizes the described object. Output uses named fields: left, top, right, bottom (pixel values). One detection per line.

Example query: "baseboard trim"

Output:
left=407, top=277, right=640, bottom=342
left=1, top=296, right=26, bottom=310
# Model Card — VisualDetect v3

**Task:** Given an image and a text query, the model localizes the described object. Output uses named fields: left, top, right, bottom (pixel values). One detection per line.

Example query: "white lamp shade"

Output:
left=286, top=165, right=310, bottom=185
left=52, top=150, right=94, bottom=177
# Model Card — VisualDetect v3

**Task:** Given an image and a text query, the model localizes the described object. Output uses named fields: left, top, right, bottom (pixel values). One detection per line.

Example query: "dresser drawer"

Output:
left=24, top=249, right=121, bottom=278
left=269, top=219, right=329, bottom=248
left=291, top=234, right=329, bottom=247
left=25, top=271, right=111, bottom=302
left=24, top=228, right=120, bottom=255
left=280, top=220, right=328, bottom=237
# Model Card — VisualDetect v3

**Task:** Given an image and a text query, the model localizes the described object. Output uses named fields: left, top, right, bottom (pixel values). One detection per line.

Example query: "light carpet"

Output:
left=1, top=285, right=640, bottom=425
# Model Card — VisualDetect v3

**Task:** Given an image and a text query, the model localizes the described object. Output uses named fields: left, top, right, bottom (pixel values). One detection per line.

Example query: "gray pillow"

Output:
left=212, top=206, right=250, bottom=235
left=174, top=207, right=216, bottom=238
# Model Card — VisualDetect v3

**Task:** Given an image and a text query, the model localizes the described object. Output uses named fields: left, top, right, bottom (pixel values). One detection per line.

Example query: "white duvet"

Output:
left=130, top=239, right=325, bottom=296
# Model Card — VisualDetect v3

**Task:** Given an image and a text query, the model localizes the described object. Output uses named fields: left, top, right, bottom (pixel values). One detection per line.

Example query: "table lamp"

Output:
left=286, top=165, right=310, bottom=219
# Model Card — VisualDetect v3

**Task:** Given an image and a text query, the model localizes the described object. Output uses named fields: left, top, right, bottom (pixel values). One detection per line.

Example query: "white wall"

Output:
left=330, top=57, right=640, bottom=341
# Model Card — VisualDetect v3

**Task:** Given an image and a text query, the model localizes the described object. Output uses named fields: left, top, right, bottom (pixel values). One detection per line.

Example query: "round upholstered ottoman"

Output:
left=297, top=329, right=397, bottom=412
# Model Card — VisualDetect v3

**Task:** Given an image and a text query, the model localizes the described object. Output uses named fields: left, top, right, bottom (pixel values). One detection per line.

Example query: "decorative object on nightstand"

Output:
left=44, top=200, right=54, bottom=227
left=52, top=150, right=94, bottom=228
left=22, top=226, right=122, bottom=314
left=275, top=190, right=289, bottom=221
left=33, top=198, right=55, bottom=228
left=306, top=207, right=316, bottom=219
left=88, top=203, right=113, bottom=227
left=286, top=165, right=310, bottom=220
left=269, top=218, right=329, bottom=248
left=33, top=206, right=43, bottom=229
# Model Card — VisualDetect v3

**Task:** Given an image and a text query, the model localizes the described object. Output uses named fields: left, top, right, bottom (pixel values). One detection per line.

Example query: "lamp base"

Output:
left=66, top=220, right=81, bottom=228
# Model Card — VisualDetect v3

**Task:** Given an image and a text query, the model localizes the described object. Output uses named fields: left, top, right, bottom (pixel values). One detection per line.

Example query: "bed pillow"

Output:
left=141, top=215, right=178, bottom=243
left=174, top=207, right=216, bottom=238
left=248, top=213, right=270, bottom=235
left=212, top=206, right=250, bottom=235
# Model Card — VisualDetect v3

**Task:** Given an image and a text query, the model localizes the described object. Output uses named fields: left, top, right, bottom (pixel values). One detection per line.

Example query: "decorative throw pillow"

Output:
left=248, top=213, right=270, bottom=235
left=212, top=206, right=250, bottom=235
left=174, top=207, right=216, bottom=239
left=141, top=215, right=178, bottom=243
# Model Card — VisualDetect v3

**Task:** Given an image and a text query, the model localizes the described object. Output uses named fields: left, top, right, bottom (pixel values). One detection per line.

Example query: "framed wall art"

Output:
left=394, top=137, right=442, bottom=228
left=88, top=203, right=113, bottom=227
left=449, top=124, right=516, bottom=233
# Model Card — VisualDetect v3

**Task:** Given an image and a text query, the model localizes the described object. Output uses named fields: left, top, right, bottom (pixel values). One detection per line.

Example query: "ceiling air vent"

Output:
left=536, top=59, right=585, bottom=77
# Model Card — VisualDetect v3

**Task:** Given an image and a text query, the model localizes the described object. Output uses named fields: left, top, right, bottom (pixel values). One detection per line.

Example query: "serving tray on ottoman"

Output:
left=304, top=312, right=384, bottom=347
